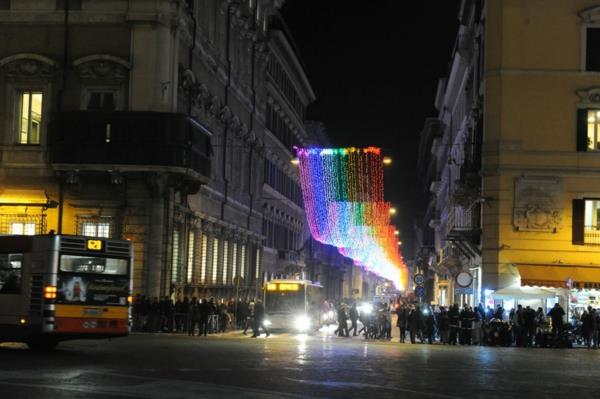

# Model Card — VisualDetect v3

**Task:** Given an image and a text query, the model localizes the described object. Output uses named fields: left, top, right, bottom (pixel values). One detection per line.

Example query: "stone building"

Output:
left=416, top=0, right=600, bottom=313
left=0, top=0, right=347, bottom=302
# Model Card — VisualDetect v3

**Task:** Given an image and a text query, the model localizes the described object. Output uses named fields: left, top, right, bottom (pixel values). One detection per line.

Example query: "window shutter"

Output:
left=572, top=199, right=585, bottom=245
left=577, top=109, right=588, bottom=152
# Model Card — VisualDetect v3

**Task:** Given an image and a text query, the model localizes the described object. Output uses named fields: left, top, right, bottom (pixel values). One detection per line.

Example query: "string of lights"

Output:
left=295, top=146, right=406, bottom=289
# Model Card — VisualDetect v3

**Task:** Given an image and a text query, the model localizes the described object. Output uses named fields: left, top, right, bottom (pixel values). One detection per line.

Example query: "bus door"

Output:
left=0, top=252, right=25, bottom=331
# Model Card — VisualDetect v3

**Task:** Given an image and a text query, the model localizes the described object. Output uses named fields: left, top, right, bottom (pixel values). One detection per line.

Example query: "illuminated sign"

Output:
left=86, top=239, right=103, bottom=251
left=265, top=283, right=300, bottom=292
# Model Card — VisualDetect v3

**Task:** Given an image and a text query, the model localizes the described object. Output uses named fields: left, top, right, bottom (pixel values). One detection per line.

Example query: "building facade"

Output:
left=0, top=0, right=353, bottom=303
left=416, top=0, right=600, bottom=314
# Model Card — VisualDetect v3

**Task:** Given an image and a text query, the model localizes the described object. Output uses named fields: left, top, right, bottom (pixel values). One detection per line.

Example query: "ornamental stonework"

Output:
left=513, top=177, right=563, bottom=233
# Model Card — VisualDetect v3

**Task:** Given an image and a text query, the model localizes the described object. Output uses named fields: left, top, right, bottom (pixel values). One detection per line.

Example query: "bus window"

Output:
left=60, top=255, right=128, bottom=275
left=57, top=254, right=129, bottom=306
left=0, top=253, right=23, bottom=294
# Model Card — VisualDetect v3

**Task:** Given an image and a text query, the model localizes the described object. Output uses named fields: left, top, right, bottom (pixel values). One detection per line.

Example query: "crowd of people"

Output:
left=131, top=295, right=269, bottom=337
left=394, top=302, right=600, bottom=349
left=131, top=294, right=600, bottom=348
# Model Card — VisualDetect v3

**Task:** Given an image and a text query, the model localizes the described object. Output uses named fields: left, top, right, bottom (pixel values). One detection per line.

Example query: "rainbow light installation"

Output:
left=295, top=147, right=406, bottom=289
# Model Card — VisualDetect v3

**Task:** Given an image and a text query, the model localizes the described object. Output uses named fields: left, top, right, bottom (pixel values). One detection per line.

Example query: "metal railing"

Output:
left=584, top=226, right=600, bottom=245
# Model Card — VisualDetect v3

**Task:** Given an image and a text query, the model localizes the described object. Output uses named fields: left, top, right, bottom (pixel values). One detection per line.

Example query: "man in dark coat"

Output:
left=348, top=303, right=359, bottom=336
left=549, top=303, right=565, bottom=335
left=198, top=298, right=210, bottom=336
left=396, top=305, right=409, bottom=343
left=252, top=299, right=270, bottom=337
left=407, top=306, right=421, bottom=344
left=448, top=304, right=460, bottom=345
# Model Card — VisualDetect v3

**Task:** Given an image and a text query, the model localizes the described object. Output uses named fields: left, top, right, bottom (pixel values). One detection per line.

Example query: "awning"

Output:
left=517, top=264, right=600, bottom=288
left=492, top=286, right=557, bottom=300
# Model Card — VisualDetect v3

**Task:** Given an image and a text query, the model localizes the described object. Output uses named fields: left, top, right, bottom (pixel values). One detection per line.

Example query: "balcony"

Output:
left=446, top=204, right=481, bottom=258
left=48, top=111, right=212, bottom=188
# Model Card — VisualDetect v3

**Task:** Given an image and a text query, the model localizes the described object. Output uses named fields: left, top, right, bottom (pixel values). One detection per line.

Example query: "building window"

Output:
left=573, top=198, right=600, bottom=245
left=0, top=252, right=22, bottom=294
left=240, top=244, right=246, bottom=279
left=200, top=234, right=208, bottom=283
left=231, top=243, right=238, bottom=281
left=211, top=238, right=219, bottom=284
left=77, top=216, right=114, bottom=238
left=87, top=90, right=116, bottom=110
left=171, top=230, right=180, bottom=283
left=186, top=231, right=195, bottom=283
left=0, top=215, right=45, bottom=235
left=586, top=28, right=600, bottom=72
left=222, top=241, right=229, bottom=285
left=10, top=222, right=36, bottom=235
left=18, top=91, right=42, bottom=144
left=586, top=110, right=600, bottom=150
left=255, top=248, right=261, bottom=281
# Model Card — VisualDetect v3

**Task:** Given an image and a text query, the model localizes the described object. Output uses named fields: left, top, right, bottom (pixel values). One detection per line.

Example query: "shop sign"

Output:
left=455, top=287, right=473, bottom=295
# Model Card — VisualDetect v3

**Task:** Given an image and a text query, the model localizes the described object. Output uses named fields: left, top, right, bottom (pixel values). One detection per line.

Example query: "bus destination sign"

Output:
left=266, top=283, right=300, bottom=291
left=86, top=239, right=104, bottom=251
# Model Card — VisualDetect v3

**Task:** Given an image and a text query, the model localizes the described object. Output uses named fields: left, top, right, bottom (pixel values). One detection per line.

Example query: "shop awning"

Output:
left=492, top=286, right=557, bottom=300
left=517, top=264, right=600, bottom=288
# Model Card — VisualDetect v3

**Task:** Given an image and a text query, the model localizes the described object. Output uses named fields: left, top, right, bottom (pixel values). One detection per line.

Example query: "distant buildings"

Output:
left=0, top=0, right=377, bottom=302
left=415, top=0, right=600, bottom=314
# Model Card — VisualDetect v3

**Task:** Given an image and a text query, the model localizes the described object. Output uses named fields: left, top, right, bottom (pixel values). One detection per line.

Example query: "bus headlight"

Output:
left=358, top=303, right=373, bottom=315
left=294, top=315, right=311, bottom=332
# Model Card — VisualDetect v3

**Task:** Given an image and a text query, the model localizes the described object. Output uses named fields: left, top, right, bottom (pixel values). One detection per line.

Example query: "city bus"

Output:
left=0, top=234, right=133, bottom=350
left=263, top=279, right=323, bottom=333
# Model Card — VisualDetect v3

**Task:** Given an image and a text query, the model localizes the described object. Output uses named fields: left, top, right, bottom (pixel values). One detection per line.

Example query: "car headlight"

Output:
left=294, top=315, right=311, bottom=332
left=263, top=319, right=272, bottom=327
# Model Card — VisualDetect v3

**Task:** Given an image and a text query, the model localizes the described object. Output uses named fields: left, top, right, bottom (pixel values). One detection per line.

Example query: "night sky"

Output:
left=280, top=0, right=461, bottom=259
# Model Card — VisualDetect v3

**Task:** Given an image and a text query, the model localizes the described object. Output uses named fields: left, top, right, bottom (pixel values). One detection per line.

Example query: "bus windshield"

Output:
left=265, top=291, right=305, bottom=313
left=57, top=254, right=129, bottom=306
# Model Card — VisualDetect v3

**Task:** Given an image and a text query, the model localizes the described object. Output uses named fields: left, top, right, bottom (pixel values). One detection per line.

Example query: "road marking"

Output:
left=284, top=377, right=463, bottom=399
left=0, top=371, right=309, bottom=399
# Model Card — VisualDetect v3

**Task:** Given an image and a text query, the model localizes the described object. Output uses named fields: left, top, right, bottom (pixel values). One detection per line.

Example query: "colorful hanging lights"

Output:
left=295, top=146, right=406, bottom=289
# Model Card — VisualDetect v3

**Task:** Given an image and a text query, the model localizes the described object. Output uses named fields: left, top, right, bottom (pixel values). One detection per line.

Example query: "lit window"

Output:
left=171, top=230, right=180, bottom=283
left=255, top=248, right=261, bottom=280
left=81, top=222, right=110, bottom=238
left=10, top=223, right=36, bottom=235
left=187, top=231, right=195, bottom=283
left=587, top=110, right=600, bottom=151
left=18, top=91, right=42, bottom=144
left=222, top=241, right=229, bottom=285
left=231, top=243, right=238, bottom=280
left=212, top=238, right=219, bottom=284
left=200, top=234, right=208, bottom=283
left=240, top=244, right=246, bottom=278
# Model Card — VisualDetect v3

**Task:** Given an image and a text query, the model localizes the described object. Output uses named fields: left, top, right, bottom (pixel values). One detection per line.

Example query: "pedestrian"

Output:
left=438, top=306, right=449, bottom=344
left=522, top=306, right=536, bottom=347
left=408, top=306, right=421, bottom=344
left=549, top=303, right=565, bottom=336
left=199, top=298, right=210, bottom=336
left=243, top=299, right=255, bottom=335
left=396, top=305, right=408, bottom=343
left=448, top=303, right=460, bottom=345
left=251, top=299, right=270, bottom=338
left=187, top=297, right=200, bottom=336
left=335, top=303, right=349, bottom=337
left=348, top=303, right=359, bottom=336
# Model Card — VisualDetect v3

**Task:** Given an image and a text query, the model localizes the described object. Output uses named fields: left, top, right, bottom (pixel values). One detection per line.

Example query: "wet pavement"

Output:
left=0, top=329, right=599, bottom=399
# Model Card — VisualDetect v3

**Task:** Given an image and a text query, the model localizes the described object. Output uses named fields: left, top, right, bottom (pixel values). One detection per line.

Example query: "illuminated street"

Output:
left=1, top=332, right=599, bottom=399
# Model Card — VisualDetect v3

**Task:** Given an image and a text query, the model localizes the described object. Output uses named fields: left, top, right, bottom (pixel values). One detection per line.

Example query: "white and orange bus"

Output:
left=0, top=234, right=133, bottom=350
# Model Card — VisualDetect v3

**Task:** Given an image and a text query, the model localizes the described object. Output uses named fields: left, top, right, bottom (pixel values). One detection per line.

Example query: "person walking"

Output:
left=438, top=307, right=449, bottom=344
left=243, top=299, right=255, bottom=335
left=251, top=299, right=270, bottom=338
left=448, top=304, right=460, bottom=345
left=335, top=303, right=349, bottom=337
left=408, top=306, right=421, bottom=344
left=198, top=298, right=210, bottom=336
left=396, top=305, right=408, bottom=343
left=348, top=303, right=359, bottom=336
left=187, top=297, right=200, bottom=336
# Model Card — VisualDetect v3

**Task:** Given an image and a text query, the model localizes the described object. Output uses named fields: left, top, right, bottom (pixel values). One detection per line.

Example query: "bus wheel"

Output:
left=26, top=339, right=58, bottom=351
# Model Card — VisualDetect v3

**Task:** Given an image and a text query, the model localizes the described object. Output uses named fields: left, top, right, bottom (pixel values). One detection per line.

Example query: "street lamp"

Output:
left=394, top=230, right=399, bottom=236
left=291, top=158, right=299, bottom=165
left=389, top=208, right=397, bottom=215
left=383, top=157, right=392, bottom=165
left=397, top=241, right=402, bottom=246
